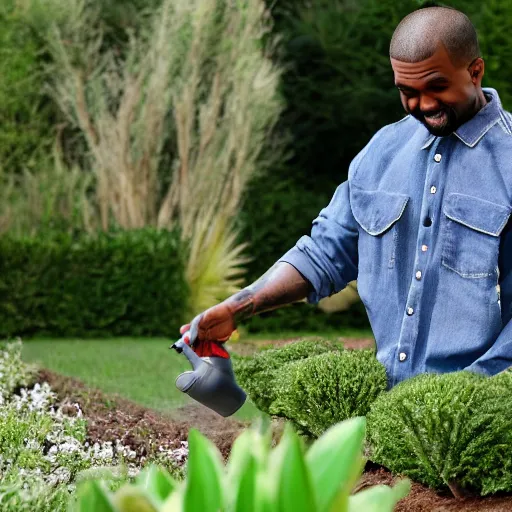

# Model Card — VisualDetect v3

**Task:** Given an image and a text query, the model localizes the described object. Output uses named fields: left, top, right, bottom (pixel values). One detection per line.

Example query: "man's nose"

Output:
left=419, top=94, right=439, bottom=113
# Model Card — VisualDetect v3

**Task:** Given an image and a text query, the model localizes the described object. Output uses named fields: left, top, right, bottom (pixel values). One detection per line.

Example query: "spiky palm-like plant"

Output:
left=37, top=0, right=283, bottom=315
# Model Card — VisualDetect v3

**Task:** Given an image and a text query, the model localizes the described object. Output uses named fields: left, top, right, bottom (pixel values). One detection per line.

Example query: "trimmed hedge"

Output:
left=271, top=350, right=387, bottom=438
left=233, top=339, right=342, bottom=413
left=367, top=370, right=512, bottom=496
left=233, top=341, right=387, bottom=438
left=0, top=229, right=188, bottom=337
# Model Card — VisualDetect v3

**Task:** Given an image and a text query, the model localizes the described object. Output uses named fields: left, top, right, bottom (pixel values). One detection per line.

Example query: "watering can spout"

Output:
left=171, top=335, right=246, bottom=417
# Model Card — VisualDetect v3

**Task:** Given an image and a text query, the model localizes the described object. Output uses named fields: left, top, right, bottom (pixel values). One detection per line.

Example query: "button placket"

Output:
left=395, top=140, right=445, bottom=383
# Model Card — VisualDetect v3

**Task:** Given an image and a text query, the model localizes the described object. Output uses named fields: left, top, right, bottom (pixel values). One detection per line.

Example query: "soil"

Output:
left=37, top=335, right=512, bottom=510
left=358, top=468, right=512, bottom=512
left=38, top=369, right=245, bottom=460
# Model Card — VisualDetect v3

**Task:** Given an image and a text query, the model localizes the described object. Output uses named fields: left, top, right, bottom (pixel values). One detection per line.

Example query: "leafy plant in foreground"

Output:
left=271, top=350, right=388, bottom=437
left=75, top=417, right=410, bottom=511
left=367, top=370, right=512, bottom=497
left=232, top=338, right=342, bottom=413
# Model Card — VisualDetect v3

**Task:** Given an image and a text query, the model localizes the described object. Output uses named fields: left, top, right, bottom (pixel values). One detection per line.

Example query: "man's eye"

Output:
left=399, top=89, right=415, bottom=97
left=430, top=85, right=448, bottom=92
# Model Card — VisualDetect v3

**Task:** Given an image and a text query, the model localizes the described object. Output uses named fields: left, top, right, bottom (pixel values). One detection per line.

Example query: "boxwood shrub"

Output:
left=0, top=229, right=188, bottom=337
left=232, top=339, right=342, bottom=414
left=366, top=370, right=512, bottom=497
left=270, top=350, right=387, bottom=437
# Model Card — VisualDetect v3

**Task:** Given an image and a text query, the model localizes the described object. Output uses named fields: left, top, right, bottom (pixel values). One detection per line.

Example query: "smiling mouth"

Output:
left=423, top=111, right=447, bottom=128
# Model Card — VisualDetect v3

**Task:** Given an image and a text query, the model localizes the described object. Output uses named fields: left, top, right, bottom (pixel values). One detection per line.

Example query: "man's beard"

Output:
left=410, top=106, right=458, bottom=136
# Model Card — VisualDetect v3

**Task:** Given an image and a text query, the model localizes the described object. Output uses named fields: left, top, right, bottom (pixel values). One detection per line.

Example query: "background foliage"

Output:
left=3, top=0, right=512, bottom=333
left=0, top=229, right=188, bottom=338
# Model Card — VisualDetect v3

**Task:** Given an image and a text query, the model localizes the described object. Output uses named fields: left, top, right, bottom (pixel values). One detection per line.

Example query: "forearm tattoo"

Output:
left=229, top=263, right=311, bottom=322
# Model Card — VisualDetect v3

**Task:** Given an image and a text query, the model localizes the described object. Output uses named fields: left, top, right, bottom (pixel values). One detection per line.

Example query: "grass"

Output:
left=22, top=329, right=374, bottom=421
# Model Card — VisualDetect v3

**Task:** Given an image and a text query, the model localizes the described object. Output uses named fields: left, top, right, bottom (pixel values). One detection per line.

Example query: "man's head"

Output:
left=390, top=7, right=485, bottom=136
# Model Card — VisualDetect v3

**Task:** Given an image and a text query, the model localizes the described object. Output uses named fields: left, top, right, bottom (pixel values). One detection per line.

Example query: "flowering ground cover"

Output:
left=0, top=340, right=237, bottom=510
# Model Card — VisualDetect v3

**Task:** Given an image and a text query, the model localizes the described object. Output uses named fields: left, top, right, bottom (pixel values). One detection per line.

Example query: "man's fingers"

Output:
left=188, top=314, right=202, bottom=348
left=180, top=324, right=190, bottom=335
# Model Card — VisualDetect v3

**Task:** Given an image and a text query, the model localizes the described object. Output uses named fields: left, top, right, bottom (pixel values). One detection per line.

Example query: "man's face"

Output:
left=391, top=44, right=483, bottom=136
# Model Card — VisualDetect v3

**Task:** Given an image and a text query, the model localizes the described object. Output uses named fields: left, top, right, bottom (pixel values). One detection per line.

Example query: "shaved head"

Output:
left=390, top=7, right=480, bottom=67
left=389, top=7, right=487, bottom=136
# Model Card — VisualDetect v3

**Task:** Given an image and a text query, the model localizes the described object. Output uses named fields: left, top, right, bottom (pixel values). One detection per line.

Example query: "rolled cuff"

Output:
left=278, top=236, right=347, bottom=305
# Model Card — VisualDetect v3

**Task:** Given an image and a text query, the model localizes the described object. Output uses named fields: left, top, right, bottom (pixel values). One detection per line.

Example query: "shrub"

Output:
left=75, top=417, right=410, bottom=512
left=367, top=370, right=512, bottom=497
left=271, top=350, right=387, bottom=437
left=0, top=229, right=188, bottom=337
left=233, top=339, right=342, bottom=413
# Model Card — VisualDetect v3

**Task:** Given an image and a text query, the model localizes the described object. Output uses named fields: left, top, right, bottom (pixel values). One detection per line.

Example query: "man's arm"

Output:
left=184, top=179, right=360, bottom=352
left=465, top=220, right=512, bottom=375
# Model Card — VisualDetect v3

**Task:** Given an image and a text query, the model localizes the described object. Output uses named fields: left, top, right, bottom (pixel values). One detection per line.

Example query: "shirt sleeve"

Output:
left=465, top=319, right=512, bottom=375
left=278, top=179, right=359, bottom=304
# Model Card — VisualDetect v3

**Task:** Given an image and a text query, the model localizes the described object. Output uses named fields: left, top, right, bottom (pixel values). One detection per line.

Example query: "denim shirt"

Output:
left=279, top=87, right=512, bottom=386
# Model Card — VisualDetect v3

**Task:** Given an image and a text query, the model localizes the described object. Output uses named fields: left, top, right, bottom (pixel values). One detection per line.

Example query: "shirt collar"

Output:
left=421, top=87, right=502, bottom=150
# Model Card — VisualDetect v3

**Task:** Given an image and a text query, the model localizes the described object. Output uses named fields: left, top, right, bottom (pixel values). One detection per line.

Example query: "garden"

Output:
left=2, top=0, right=512, bottom=510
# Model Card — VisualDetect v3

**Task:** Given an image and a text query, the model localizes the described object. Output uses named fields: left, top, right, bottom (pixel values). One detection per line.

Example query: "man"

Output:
left=180, top=6, right=512, bottom=387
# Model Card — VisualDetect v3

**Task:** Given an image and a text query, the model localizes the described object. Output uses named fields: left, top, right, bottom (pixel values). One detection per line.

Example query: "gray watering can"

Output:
left=170, top=333, right=246, bottom=417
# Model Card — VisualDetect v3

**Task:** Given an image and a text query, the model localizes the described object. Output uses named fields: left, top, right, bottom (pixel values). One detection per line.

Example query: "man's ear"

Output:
left=469, top=57, right=485, bottom=85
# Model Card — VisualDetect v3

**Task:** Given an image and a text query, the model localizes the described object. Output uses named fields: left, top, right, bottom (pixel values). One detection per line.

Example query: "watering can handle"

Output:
left=171, top=334, right=204, bottom=370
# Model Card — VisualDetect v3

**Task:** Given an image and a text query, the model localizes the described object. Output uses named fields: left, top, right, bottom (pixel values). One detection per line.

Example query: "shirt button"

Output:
left=434, top=153, right=442, bottom=162
left=421, top=244, right=428, bottom=252
left=416, top=271, right=422, bottom=280
left=399, top=352, right=407, bottom=362
left=430, top=186, right=437, bottom=194
left=407, top=307, right=414, bottom=316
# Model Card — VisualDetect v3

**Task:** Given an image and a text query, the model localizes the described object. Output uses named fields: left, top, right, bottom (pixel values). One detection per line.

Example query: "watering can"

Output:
left=170, top=332, right=246, bottom=417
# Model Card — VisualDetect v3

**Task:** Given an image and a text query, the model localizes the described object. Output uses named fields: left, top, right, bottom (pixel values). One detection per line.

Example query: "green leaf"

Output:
left=306, top=417, right=366, bottom=512
left=162, top=486, right=184, bottom=512
left=256, top=424, right=294, bottom=512
left=183, top=429, right=224, bottom=512
left=75, top=481, right=117, bottom=512
left=273, top=424, right=316, bottom=512
left=112, top=486, right=159, bottom=512
left=226, top=429, right=258, bottom=511
left=232, top=452, right=258, bottom=512
left=136, top=465, right=176, bottom=504
left=348, top=480, right=411, bottom=512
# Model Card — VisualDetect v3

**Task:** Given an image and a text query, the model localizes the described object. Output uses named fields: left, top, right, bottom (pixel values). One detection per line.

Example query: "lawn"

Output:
left=22, top=329, right=374, bottom=421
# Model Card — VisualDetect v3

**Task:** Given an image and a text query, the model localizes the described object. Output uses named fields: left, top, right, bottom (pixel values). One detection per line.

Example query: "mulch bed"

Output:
left=37, top=336, right=512, bottom=511
left=358, top=468, right=512, bottom=512
left=38, top=369, right=245, bottom=460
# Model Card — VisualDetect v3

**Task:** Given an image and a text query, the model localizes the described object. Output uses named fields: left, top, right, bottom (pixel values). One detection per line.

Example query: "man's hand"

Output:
left=179, top=302, right=237, bottom=358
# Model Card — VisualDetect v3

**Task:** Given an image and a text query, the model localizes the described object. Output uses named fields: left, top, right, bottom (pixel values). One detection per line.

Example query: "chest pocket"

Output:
left=351, top=183, right=409, bottom=271
left=442, top=193, right=511, bottom=278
